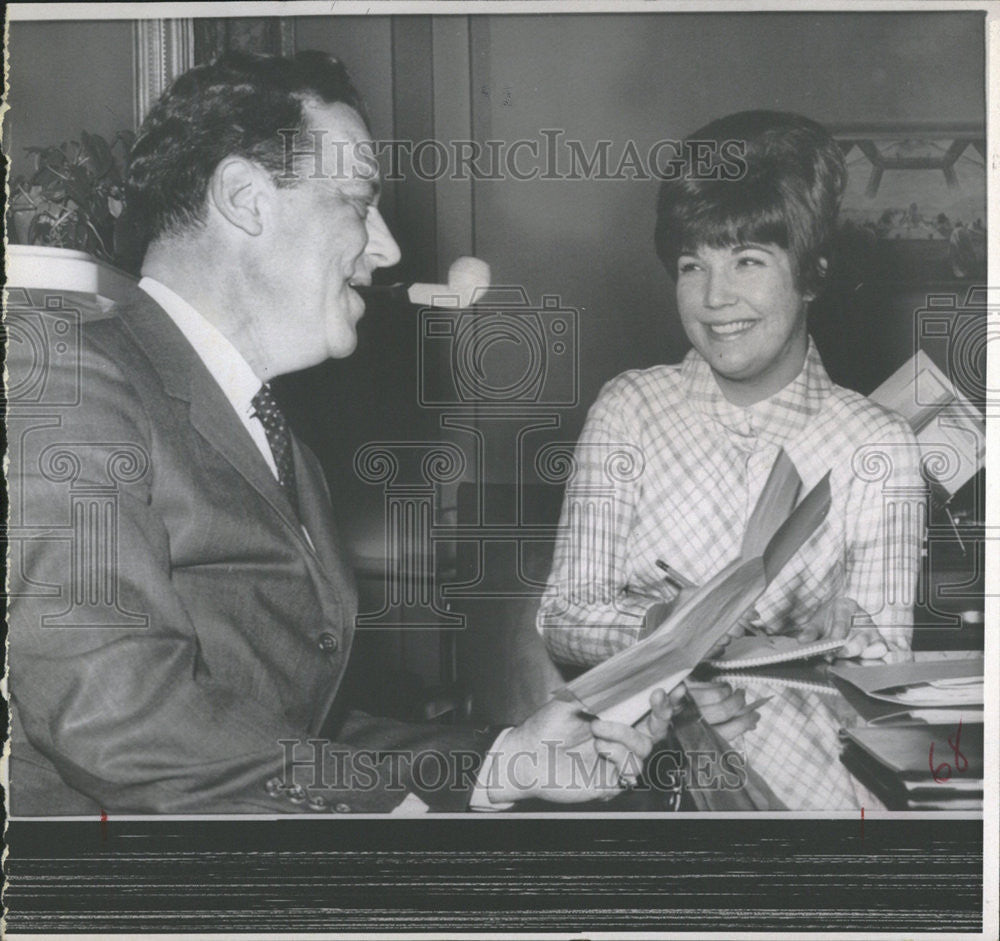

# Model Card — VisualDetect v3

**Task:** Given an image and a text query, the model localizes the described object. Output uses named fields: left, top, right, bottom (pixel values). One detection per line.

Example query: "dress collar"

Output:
left=682, top=337, right=832, bottom=448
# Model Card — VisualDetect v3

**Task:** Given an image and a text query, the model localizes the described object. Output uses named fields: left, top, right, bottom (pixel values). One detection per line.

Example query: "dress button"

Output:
left=333, top=802, right=352, bottom=814
left=318, top=632, right=339, bottom=653
left=264, top=776, right=283, bottom=797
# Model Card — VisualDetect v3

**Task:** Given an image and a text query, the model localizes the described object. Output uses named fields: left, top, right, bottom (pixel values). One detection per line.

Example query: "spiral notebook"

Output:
left=709, top=661, right=839, bottom=696
left=706, top=633, right=846, bottom=669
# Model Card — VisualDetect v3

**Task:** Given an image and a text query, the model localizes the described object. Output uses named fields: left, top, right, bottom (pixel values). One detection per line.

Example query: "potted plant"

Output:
left=9, top=129, right=136, bottom=269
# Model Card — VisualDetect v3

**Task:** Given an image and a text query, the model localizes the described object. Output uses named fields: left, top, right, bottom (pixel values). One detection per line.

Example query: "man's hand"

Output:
left=798, top=596, right=912, bottom=662
left=487, top=689, right=677, bottom=804
left=683, top=678, right=762, bottom=739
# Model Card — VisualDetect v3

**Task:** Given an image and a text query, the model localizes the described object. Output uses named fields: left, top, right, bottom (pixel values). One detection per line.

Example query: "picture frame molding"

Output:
left=132, top=18, right=195, bottom=130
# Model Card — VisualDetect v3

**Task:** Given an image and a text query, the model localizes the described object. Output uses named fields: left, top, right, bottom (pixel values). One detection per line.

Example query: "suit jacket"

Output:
left=8, top=289, right=491, bottom=815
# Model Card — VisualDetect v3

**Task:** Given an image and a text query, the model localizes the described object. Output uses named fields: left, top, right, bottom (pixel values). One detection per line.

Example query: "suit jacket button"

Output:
left=318, top=632, right=339, bottom=653
left=264, top=776, right=283, bottom=797
left=333, top=802, right=351, bottom=814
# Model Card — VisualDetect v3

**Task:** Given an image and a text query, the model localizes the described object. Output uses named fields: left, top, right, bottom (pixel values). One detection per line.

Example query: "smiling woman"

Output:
left=658, top=111, right=846, bottom=405
left=673, top=242, right=808, bottom=405
left=536, top=112, right=927, bottom=771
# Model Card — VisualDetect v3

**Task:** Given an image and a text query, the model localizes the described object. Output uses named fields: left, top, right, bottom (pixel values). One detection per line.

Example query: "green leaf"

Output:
left=39, top=146, right=68, bottom=171
left=84, top=132, right=114, bottom=177
left=28, top=216, right=51, bottom=244
left=31, top=165, right=64, bottom=190
left=17, top=127, right=134, bottom=260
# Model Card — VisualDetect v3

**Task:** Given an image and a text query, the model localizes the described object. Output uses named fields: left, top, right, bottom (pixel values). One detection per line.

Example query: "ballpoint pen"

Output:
left=741, top=694, right=774, bottom=715
left=655, top=558, right=697, bottom=593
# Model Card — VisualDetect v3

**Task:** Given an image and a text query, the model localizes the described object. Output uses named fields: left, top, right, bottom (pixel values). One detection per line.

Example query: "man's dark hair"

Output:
left=126, top=50, right=366, bottom=251
left=654, top=110, right=847, bottom=296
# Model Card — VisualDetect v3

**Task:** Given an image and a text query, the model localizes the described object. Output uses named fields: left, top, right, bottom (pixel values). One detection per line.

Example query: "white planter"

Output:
left=7, top=244, right=137, bottom=306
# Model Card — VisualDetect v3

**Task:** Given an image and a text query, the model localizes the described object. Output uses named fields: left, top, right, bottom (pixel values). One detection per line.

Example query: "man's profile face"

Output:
left=252, top=100, right=401, bottom=376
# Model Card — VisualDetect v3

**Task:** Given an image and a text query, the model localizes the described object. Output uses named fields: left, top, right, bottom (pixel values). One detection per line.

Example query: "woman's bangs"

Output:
left=684, top=188, right=789, bottom=253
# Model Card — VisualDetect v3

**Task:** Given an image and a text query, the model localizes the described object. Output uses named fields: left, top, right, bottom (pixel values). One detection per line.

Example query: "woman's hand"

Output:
left=682, top=678, right=763, bottom=739
left=798, top=596, right=912, bottom=662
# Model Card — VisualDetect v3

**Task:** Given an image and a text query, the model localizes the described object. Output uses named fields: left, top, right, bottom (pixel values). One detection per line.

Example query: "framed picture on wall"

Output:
left=831, top=123, right=987, bottom=281
left=133, top=17, right=295, bottom=128
left=192, top=17, right=295, bottom=63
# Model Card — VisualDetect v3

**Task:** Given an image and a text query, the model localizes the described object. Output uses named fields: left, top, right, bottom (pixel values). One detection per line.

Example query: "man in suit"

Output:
left=7, top=51, right=674, bottom=815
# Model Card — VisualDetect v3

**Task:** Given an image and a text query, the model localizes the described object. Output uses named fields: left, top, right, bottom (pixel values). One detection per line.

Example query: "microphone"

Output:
left=355, top=256, right=491, bottom=308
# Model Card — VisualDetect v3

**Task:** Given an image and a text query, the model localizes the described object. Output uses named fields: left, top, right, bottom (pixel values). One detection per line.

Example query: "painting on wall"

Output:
left=831, top=123, right=986, bottom=281
left=133, top=18, right=295, bottom=128
left=192, top=17, right=295, bottom=63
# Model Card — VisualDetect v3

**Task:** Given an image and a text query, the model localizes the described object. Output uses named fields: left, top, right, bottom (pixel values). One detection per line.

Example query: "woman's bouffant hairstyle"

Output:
left=654, top=110, right=847, bottom=297
left=126, top=50, right=366, bottom=252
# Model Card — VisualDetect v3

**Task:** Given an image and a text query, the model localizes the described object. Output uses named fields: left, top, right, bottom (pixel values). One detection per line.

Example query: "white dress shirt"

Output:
left=138, top=276, right=279, bottom=479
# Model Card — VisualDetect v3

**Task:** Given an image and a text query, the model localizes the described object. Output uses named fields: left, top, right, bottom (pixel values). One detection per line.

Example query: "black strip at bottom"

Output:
left=5, top=817, right=983, bottom=934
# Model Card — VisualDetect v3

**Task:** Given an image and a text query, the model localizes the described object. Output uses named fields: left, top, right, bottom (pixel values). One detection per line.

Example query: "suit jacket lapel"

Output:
left=118, top=292, right=312, bottom=553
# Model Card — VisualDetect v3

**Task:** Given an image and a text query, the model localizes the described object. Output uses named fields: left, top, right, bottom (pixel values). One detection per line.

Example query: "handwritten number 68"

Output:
left=928, top=718, right=967, bottom=784
left=928, top=741, right=952, bottom=783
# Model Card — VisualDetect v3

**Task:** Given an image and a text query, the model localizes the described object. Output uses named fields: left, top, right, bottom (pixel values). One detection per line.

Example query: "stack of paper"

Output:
left=831, top=657, right=984, bottom=725
left=887, top=677, right=984, bottom=707
left=839, top=723, right=983, bottom=810
left=833, top=657, right=984, bottom=809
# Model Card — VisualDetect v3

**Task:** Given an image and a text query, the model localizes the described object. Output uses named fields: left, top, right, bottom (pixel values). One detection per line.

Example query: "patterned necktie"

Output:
left=251, top=384, right=298, bottom=510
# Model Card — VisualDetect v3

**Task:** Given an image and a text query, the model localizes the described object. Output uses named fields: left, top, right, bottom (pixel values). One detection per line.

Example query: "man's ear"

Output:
left=208, top=157, right=268, bottom=236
